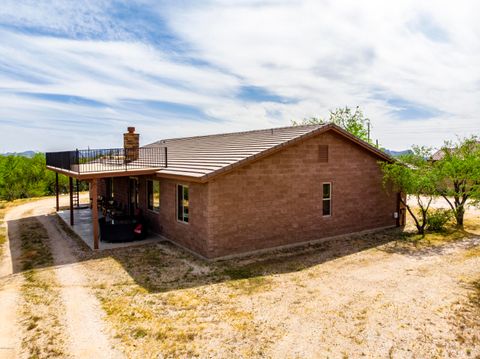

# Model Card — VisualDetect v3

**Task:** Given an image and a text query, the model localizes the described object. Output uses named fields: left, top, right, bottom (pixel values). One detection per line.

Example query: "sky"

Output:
left=0, top=0, right=479, bottom=152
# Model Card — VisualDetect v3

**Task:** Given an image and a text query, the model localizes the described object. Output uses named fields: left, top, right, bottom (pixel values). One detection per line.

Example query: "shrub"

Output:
left=426, top=208, right=453, bottom=232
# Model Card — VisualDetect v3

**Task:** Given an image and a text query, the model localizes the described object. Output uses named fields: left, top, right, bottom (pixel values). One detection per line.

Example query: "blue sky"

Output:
left=0, top=0, right=479, bottom=152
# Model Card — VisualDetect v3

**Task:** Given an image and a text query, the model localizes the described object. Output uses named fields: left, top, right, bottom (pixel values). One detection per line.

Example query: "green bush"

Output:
left=426, top=208, right=453, bottom=232
left=0, top=153, right=85, bottom=201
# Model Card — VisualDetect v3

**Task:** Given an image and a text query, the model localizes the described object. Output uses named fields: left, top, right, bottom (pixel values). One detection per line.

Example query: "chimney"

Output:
left=124, top=127, right=139, bottom=162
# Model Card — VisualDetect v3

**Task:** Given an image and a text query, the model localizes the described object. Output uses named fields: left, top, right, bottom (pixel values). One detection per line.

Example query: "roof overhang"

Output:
left=46, top=165, right=161, bottom=180
left=48, top=124, right=393, bottom=184
left=152, top=124, right=393, bottom=184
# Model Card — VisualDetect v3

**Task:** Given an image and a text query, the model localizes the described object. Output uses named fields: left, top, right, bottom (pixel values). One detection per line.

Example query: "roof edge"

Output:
left=146, top=123, right=322, bottom=146
left=177, top=123, right=393, bottom=183
left=326, top=125, right=394, bottom=163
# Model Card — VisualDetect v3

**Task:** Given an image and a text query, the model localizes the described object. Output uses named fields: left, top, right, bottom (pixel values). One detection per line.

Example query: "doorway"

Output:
left=129, top=177, right=139, bottom=216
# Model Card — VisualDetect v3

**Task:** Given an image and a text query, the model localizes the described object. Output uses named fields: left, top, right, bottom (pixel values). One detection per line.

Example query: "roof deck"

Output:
left=46, top=147, right=167, bottom=179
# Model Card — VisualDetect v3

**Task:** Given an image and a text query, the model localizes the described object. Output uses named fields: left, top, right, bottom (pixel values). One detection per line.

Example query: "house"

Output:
left=46, top=124, right=404, bottom=259
left=431, top=140, right=480, bottom=162
left=431, top=149, right=446, bottom=162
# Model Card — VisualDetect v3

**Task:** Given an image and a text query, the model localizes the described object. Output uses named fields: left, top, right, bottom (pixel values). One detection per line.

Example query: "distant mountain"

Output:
left=1, top=151, right=37, bottom=157
left=382, top=149, right=412, bottom=158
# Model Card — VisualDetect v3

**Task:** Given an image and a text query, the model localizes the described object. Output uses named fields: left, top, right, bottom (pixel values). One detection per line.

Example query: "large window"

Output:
left=177, top=184, right=189, bottom=223
left=322, top=183, right=332, bottom=216
left=147, top=180, right=160, bottom=212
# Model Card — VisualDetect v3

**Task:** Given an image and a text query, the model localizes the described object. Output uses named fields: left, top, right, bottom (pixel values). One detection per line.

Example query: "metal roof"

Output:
left=146, top=124, right=323, bottom=179
left=431, top=149, right=445, bottom=161
left=145, top=123, right=392, bottom=182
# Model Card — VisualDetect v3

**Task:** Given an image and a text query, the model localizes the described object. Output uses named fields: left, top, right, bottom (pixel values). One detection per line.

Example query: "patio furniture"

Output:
left=98, top=217, right=148, bottom=243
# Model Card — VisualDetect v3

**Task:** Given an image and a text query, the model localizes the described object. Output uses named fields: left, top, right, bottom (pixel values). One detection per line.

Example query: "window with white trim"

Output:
left=177, top=184, right=189, bottom=223
left=147, top=180, right=160, bottom=212
left=322, top=183, right=332, bottom=216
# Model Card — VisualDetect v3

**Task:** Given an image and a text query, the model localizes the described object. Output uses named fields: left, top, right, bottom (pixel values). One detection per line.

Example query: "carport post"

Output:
left=55, top=172, right=59, bottom=211
left=69, top=176, right=74, bottom=226
left=91, top=178, right=99, bottom=250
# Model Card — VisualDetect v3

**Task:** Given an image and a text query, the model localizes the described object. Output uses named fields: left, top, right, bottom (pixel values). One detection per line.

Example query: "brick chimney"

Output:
left=124, top=127, right=139, bottom=162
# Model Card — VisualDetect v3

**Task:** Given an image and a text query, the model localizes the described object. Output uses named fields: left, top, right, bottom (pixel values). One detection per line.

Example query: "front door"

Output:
left=129, top=177, right=139, bottom=216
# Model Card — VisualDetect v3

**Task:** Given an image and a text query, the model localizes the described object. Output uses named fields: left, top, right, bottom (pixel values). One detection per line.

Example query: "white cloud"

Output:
left=161, top=0, right=480, bottom=148
left=1, top=0, right=480, bottom=152
left=0, top=0, right=128, bottom=39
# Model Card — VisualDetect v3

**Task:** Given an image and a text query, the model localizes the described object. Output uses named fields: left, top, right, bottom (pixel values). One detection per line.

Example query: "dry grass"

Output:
left=53, top=213, right=91, bottom=252
left=1, top=195, right=477, bottom=357
left=56, top=203, right=480, bottom=358
left=17, top=216, right=68, bottom=359
left=72, top=222, right=480, bottom=358
left=377, top=212, right=480, bottom=258
left=0, top=203, right=7, bottom=256
left=0, top=197, right=50, bottom=259
left=78, top=245, right=276, bottom=358
left=73, top=226, right=393, bottom=357
left=0, top=198, right=37, bottom=257
left=449, top=278, right=480, bottom=357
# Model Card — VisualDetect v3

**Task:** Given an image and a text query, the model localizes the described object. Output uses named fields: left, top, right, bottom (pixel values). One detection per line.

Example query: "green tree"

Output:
left=0, top=153, right=71, bottom=201
left=292, top=106, right=372, bottom=143
left=380, top=147, right=437, bottom=235
left=433, top=136, right=480, bottom=228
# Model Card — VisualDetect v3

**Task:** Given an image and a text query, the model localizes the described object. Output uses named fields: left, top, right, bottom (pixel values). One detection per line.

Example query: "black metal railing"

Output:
left=46, top=147, right=167, bottom=174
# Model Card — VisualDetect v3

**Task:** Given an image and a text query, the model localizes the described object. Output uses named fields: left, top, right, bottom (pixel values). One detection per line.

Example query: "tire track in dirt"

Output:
left=0, top=199, right=56, bottom=357
left=33, top=199, right=123, bottom=359
left=0, top=203, right=26, bottom=359
left=1, top=196, right=122, bottom=359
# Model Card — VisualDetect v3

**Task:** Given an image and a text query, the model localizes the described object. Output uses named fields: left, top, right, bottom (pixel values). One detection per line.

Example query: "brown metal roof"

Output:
left=431, top=149, right=445, bottom=161
left=146, top=123, right=392, bottom=182
left=431, top=140, right=480, bottom=162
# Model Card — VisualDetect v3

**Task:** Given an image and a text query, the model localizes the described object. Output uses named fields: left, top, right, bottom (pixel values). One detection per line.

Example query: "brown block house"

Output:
left=47, top=124, right=403, bottom=259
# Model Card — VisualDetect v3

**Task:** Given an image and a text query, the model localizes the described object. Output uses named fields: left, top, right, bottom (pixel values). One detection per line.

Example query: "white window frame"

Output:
left=176, top=184, right=189, bottom=224
left=322, top=182, right=332, bottom=217
left=146, top=179, right=160, bottom=213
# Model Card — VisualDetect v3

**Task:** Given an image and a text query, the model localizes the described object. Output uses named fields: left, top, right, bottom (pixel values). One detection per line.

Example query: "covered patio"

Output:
left=45, top=128, right=168, bottom=249
left=57, top=207, right=165, bottom=250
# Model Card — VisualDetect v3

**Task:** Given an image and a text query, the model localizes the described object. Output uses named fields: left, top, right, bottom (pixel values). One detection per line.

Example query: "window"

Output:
left=177, top=184, right=189, bottom=223
left=147, top=180, right=160, bottom=212
left=322, top=183, right=331, bottom=216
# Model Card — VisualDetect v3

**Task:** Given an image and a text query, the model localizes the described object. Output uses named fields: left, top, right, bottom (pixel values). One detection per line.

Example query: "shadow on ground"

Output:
left=8, top=212, right=474, bottom=294
left=378, top=230, right=480, bottom=259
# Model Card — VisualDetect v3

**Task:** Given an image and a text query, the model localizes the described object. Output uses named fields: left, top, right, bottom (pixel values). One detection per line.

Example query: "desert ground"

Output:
left=0, top=195, right=479, bottom=358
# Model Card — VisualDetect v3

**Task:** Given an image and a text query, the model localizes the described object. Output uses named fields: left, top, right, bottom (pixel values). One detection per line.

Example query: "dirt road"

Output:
left=1, top=196, right=479, bottom=358
left=0, top=196, right=121, bottom=359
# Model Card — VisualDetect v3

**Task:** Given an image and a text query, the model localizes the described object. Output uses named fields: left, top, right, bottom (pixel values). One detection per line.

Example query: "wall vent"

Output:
left=319, top=145, right=329, bottom=162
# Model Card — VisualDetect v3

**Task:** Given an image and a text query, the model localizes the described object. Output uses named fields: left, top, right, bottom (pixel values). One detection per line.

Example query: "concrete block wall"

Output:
left=98, top=175, right=209, bottom=256
left=96, top=130, right=397, bottom=259
left=135, top=176, right=210, bottom=257
left=205, top=131, right=398, bottom=258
